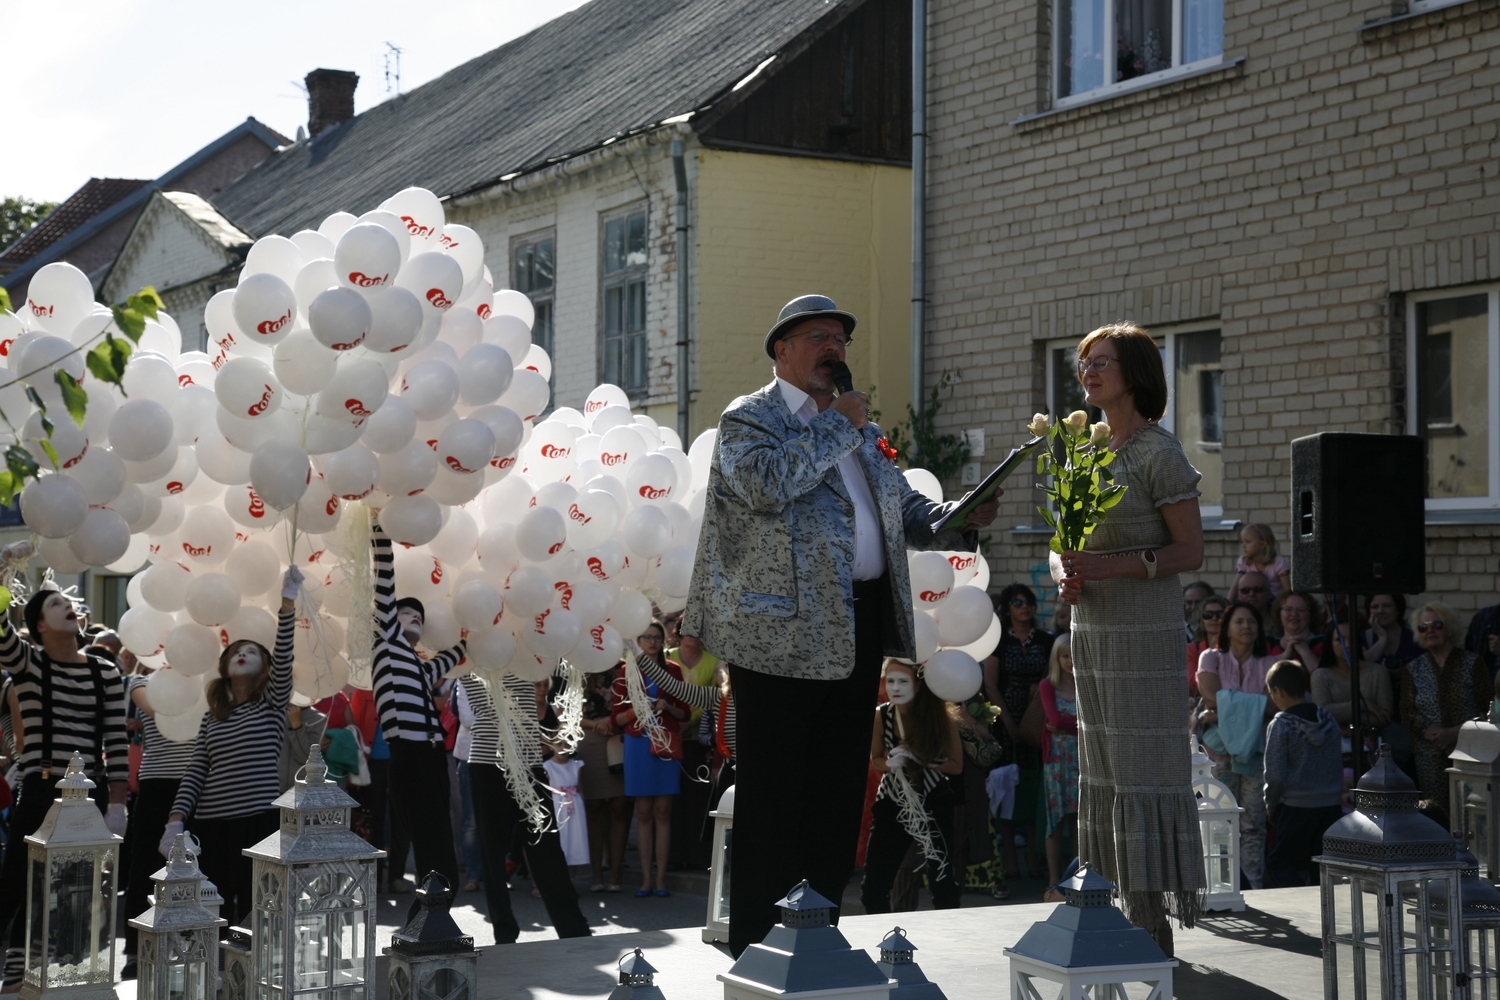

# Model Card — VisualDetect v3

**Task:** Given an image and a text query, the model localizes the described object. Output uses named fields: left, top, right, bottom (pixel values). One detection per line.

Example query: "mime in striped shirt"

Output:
left=370, top=518, right=466, bottom=912
left=0, top=586, right=128, bottom=983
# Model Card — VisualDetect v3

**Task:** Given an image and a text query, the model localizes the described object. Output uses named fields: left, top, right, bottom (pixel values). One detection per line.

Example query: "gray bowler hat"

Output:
left=764, top=294, right=858, bottom=359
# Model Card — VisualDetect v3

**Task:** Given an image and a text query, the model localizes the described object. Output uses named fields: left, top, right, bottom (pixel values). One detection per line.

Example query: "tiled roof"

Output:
left=0, top=178, right=150, bottom=264
left=213, top=0, right=859, bottom=237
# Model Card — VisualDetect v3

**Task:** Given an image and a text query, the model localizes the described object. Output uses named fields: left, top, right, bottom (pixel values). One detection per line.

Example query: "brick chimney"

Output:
left=305, top=69, right=359, bottom=137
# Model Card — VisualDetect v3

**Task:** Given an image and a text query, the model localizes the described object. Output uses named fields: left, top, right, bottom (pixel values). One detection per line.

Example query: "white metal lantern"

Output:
left=1190, top=736, right=1245, bottom=912
left=385, top=873, right=477, bottom=1000
left=1317, top=746, right=1465, bottom=1000
left=608, top=949, right=666, bottom=999
left=129, top=834, right=228, bottom=1000
left=21, top=752, right=122, bottom=1000
left=222, top=930, right=253, bottom=1000
left=1433, top=835, right=1500, bottom=1000
left=702, top=785, right=735, bottom=945
left=1448, top=713, right=1500, bottom=884
left=719, top=880, right=893, bottom=1000
left=243, top=744, right=384, bottom=1000
left=874, top=928, right=946, bottom=1000
left=1005, top=864, right=1176, bottom=1000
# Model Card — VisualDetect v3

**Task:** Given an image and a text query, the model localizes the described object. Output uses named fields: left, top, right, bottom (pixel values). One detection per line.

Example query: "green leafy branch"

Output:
left=0, top=286, right=161, bottom=506
left=870, top=370, right=972, bottom=482
left=1032, top=411, right=1127, bottom=555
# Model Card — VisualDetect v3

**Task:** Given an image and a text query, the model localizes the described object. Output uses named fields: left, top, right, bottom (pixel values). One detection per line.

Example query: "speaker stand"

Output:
left=1346, top=592, right=1365, bottom=781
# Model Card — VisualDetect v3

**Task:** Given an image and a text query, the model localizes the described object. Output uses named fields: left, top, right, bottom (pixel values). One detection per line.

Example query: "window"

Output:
left=1408, top=287, right=1498, bottom=508
left=1045, top=324, right=1223, bottom=515
left=511, top=231, right=555, bottom=370
left=600, top=206, right=648, bottom=394
left=1056, top=0, right=1223, bottom=104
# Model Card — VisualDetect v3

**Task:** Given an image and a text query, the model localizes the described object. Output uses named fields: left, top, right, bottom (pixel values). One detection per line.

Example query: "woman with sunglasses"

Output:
left=981, top=583, right=1054, bottom=899
left=1401, top=602, right=1494, bottom=805
left=1185, top=595, right=1229, bottom=699
left=1310, top=615, right=1393, bottom=731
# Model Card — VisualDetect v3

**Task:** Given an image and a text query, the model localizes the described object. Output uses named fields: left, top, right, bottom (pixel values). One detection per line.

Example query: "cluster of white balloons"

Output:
left=1, top=186, right=736, bottom=739
left=899, top=469, right=995, bottom=703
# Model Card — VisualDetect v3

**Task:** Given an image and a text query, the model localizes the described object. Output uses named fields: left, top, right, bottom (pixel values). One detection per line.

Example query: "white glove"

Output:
left=159, top=820, right=185, bottom=859
left=104, top=803, right=127, bottom=837
left=886, top=746, right=913, bottom=770
left=281, top=564, right=305, bottom=601
left=2, top=540, right=34, bottom=561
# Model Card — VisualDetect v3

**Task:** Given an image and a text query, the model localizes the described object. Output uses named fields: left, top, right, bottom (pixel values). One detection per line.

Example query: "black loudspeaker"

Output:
left=1290, top=433, right=1426, bottom=595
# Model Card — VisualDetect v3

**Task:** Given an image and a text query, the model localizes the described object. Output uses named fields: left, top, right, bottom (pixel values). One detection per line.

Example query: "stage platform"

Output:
left=442, top=886, right=1324, bottom=999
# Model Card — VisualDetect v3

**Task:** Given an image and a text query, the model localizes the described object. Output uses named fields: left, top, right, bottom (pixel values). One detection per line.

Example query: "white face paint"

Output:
left=42, top=594, right=77, bottom=633
left=884, top=669, right=916, bottom=706
left=397, top=608, right=424, bottom=643
left=228, top=644, right=264, bottom=677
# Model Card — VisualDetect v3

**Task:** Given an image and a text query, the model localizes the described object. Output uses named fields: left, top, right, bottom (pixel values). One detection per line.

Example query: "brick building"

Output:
left=921, top=0, right=1500, bottom=612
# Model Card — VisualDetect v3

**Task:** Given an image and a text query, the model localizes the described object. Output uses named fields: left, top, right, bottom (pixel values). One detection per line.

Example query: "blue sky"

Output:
left=6, top=0, right=591, bottom=203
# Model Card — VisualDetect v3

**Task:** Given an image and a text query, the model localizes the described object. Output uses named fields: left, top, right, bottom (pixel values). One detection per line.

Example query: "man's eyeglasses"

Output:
left=1239, top=586, right=1268, bottom=595
left=790, top=329, right=850, bottom=348
left=1417, top=621, right=1446, bottom=633
left=1076, top=356, right=1118, bottom=375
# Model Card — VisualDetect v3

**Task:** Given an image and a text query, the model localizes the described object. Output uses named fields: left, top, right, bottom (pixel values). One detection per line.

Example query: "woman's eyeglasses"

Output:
left=1417, top=621, right=1446, bottom=633
left=638, top=633, right=663, bottom=643
left=1076, top=356, right=1117, bottom=375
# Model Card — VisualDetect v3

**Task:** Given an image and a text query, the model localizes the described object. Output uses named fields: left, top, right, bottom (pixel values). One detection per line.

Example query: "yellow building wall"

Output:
left=691, top=148, right=913, bottom=436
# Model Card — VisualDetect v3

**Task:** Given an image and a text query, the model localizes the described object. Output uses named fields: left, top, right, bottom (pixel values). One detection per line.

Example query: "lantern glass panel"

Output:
left=1463, top=779, right=1491, bottom=872
left=93, top=852, right=114, bottom=973
left=26, top=855, right=45, bottom=982
left=330, top=988, right=363, bottom=1000
left=1334, top=941, right=1355, bottom=998
left=332, top=910, right=365, bottom=985
left=140, top=954, right=157, bottom=1000
left=295, top=913, right=331, bottom=990
left=1331, top=872, right=1353, bottom=937
left=167, top=957, right=208, bottom=1000
left=255, top=907, right=286, bottom=988
left=48, top=851, right=103, bottom=985
left=1399, top=879, right=1424, bottom=951
left=1206, top=819, right=1233, bottom=893
left=1362, top=946, right=1380, bottom=999
left=714, top=828, right=733, bottom=924
left=392, top=967, right=411, bottom=1000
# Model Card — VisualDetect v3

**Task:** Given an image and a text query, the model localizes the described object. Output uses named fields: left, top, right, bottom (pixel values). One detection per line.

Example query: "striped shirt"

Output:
left=458, top=673, right=545, bottom=769
left=128, top=675, right=195, bottom=781
left=371, top=527, right=466, bottom=742
left=0, top=623, right=127, bottom=783
left=171, top=610, right=295, bottom=820
left=874, top=701, right=946, bottom=803
left=636, top=654, right=736, bottom=756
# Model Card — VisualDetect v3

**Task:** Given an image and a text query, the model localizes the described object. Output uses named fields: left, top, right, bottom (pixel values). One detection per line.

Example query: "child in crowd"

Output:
left=1263, top=659, right=1343, bottom=888
left=1039, top=635, right=1079, bottom=891
left=1231, top=523, right=1290, bottom=602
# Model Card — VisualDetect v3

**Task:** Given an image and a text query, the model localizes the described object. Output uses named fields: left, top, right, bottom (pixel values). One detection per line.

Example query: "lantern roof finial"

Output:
left=618, top=948, right=657, bottom=982
left=56, top=752, right=96, bottom=795
left=302, top=742, right=330, bottom=785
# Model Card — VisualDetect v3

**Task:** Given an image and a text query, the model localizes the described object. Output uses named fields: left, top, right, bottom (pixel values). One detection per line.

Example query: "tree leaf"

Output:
left=86, top=335, right=132, bottom=393
left=6, top=444, right=37, bottom=482
left=0, top=470, right=16, bottom=508
left=126, top=287, right=164, bottom=319
left=1049, top=535, right=1064, bottom=554
left=53, top=371, right=88, bottom=427
left=37, top=438, right=59, bottom=471
left=110, top=304, right=146, bottom=343
left=0, top=287, right=10, bottom=315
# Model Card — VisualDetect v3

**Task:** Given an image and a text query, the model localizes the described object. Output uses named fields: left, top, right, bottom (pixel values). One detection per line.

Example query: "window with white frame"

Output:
left=599, top=205, right=648, bottom=394
left=511, top=231, right=555, bottom=370
left=1044, top=324, right=1223, bottom=514
left=1056, top=0, right=1224, bottom=104
left=1407, top=286, right=1498, bottom=508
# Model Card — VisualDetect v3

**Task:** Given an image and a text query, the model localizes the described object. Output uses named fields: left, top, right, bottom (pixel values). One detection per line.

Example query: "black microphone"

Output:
left=827, top=360, right=855, bottom=395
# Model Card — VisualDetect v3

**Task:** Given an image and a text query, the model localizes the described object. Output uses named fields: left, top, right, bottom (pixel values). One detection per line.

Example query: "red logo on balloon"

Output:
left=166, top=481, right=184, bottom=495
left=540, top=444, right=570, bottom=459
left=638, top=485, right=669, bottom=500
left=348, top=271, right=389, bottom=288
left=587, top=557, right=607, bottom=580
left=178, top=374, right=194, bottom=387
left=400, top=215, right=434, bottom=238
left=0, top=338, right=13, bottom=357
left=27, top=299, right=53, bottom=318
left=183, top=543, right=210, bottom=557
left=948, top=554, right=976, bottom=571
left=600, top=452, right=626, bottom=466
left=425, top=288, right=453, bottom=310
left=559, top=587, right=574, bottom=610
left=548, top=540, right=565, bottom=554
left=248, top=491, right=266, bottom=518
left=344, top=399, right=371, bottom=417
left=445, top=455, right=476, bottom=474
left=430, top=561, right=443, bottom=586
left=330, top=332, right=366, bottom=350
left=493, top=455, right=516, bottom=469
left=590, top=624, right=605, bottom=645
left=476, top=303, right=492, bottom=320
left=534, top=608, right=551, bottom=632
left=585, top=400, right=606, bottom=413
left=62, top=443, right=87, bottom=469
left=567, top=503, right=590, bottom=524
left=256, top=309, right=292, bottom=336
left=439, top=234, right=460, bottom=250
left=919, top=589, right=951, bottom=603
left=248, top=384, right=275, bottom=416
left=326, top=495, right=338, bottom=516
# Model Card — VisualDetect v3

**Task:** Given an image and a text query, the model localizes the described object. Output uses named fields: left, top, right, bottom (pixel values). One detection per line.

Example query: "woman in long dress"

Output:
left=1054, top=322, right=1206, bottom=955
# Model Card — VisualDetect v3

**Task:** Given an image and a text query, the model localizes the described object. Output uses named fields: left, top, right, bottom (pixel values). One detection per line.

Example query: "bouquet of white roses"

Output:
left=1029, top=411, right=1127, bottom=555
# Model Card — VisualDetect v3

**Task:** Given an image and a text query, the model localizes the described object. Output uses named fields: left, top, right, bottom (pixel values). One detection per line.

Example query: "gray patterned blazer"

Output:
left=682, top=380, right=971, bottom=681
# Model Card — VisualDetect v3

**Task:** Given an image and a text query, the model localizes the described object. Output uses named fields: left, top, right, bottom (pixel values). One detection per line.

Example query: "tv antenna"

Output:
left=384, top=42, right=403, bottom=96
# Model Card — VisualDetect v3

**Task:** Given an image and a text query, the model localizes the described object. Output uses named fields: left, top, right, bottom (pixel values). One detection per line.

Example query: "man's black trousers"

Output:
left=727, top=574, right=890, bottom=956
left=386, top=739, right=460, bottom=921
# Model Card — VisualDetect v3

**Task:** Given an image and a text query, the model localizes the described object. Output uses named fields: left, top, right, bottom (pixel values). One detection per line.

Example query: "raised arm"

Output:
left=371, top=519, right=398, bottom=638
left=168, top=728, right=212, bottom=824
left=268, top=594, right=297, bottom=714
left=715, top=403, right=862, bottom=512
left=0, top=614, right=33, bottom=677
left=426, top=639, right=468, bottom=682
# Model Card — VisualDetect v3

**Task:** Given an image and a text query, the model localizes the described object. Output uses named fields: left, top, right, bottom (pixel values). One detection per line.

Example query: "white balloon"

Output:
left=293, top=256, right=339, bottom=313
left=105, top=533, right=151, bottom=574
left=37, top=535, right=88, bottom=574
left=243, top=235, right=305, bottom=286
left=316, top=358, right=390, bottom=423
left=559, top=579, right=611, bottom=627
left=24, top=262, right=95, bottom=336
left=476, top=523, right=521, bottom=577
left=503, top=565, right=554, bottom=617
left=497, top=367, right=549, bottom=422
left=324, top=444, right=380, bottom=500
left=453, top=579, right=504, bottom=631
left=400, top=359, right=460, bottom=421
left=913, top=609, right=941, bottom=664
left=226, top=541, right=281, bottom=597
left=232, top=272, right=297, bottom=345
left=293, top=477, right=342, bottom=535
left=904, top=468, right=944, bottom=504
left=627, top=453, right=678, bottom=506
left=380, top=187, right=446, bottom=247
left=68, top=508, right=131, bottom=566
left=178, top=505, right=236, bottom=565
left=436, top=225, right=483, bottom=283
left=569, top=622, right=623, bottom=672
left=952, top=612, right=1002, bottom=662
left=302, top=412, right=366, bottom=455
left=909, top=551, right=955, bottom=607
left=153, top=710, right=204, bottom=743
left=654, top=545, right=695, bottom=599
left=362, top=395, right=417, bottom=453
left=466, top=627, right=518, bottom=671
left=166, top=623, right=225, bottom=677
left=309, top=286, right=373, bottom=351
left=457, top=343, right=514, bottom=406
left=481, top=472, right=536, bottom=524
left=619, top=505, right=671, bottom=559
left=526, top=605, right=581, bottom=659
left=214, top=358, right=284, bottom=420
left=584, top=384, right=631, bottom=420
left=195, top=425, right=253, bottom=485
left=380, top=493, right=442, bottom=546
left=606, top=589, right=653, bottom=640
left=120, top=353, right=178, bottom=405
left=429, top=507, right=478, bottom=566
left=118, top=606, right=175, bottom=659
left=185, top=572, right=242, bottom=627
left=335, top=223, right=402, bottom=296
left=249, top=440, right=311, bottom=511
left=483, top=313, right=531, bottom=361
left=20, top=474, right=88, bottom=538
left=109, top=399, right=175, bottom=462
left=223, top=604, right=277, bottom=650
left=438, top=307, right=483, bottom=355
left=436, top=419, right=496, bottom=476
left=319, top=212, right=358, bottom=243
left=516, top=505, right=567, bottom=562
left=596, top=424, right=645, bottom=473
left=922, top=648, right=983, bottom=702
left=378, top=439, right=438, bottom=496
left=946, top=550, right=982, bottom=587
left=564, top=490, right=621, bottom=550
left=272, top=330, right=339, bottom=396
left=147, top=667, right=204, bottom=716
left=934, top=585, right=993, bottom=647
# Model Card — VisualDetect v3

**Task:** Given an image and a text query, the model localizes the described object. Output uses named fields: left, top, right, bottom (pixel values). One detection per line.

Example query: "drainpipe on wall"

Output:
left=672, top=138, right=691, bottom=445
left=910, top=0, right=927, bottom=459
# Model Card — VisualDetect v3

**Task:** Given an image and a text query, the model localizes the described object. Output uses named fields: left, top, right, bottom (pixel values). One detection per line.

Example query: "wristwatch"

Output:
left=1140, top=549, right=1158, bottom=579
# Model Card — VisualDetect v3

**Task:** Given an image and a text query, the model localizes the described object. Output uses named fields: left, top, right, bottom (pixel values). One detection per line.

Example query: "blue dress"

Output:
left=622, top=675, right=681, bottom=797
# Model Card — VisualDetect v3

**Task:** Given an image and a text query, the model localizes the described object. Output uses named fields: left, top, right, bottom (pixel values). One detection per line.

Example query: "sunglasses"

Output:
left=1417, top=621, right=1446, bottom=633
left=1239, top=586, right=1268, bottom=595
left=1010, top=598, right=1035, bottom=607
left=1201, top=610, right=1224, bottom=620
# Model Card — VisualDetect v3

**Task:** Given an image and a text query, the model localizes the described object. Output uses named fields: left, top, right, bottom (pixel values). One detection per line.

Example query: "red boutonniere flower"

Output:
left=875, top=436, right=899, bottom=462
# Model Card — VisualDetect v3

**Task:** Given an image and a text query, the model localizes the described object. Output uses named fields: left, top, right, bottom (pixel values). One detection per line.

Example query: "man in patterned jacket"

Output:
left=683, top=294, right=1000, bottom=955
